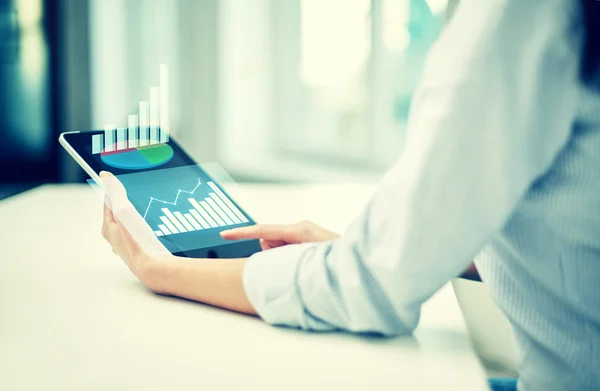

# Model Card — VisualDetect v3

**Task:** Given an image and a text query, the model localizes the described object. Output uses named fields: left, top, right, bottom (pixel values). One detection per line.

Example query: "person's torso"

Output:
left=475, top=84, right=600, bottom=390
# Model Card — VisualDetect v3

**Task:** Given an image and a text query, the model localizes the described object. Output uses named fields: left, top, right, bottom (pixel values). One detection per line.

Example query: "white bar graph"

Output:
left=104, top=124, right=116, bottom=152
left=163, top=208, right=187, bottom=232
left=189, top=199, right=218, bottom=227
left=116, top=127, right=127, bottom=150
left=148, top=175, right=253, bottom=238
left=184, top=213, right=202, bottom=230
left=139, top=101, right=149, bottom=147
left=128, top=115, right=138, bottom=148
left=206, top=198, right=233, bottom=225
left=200, top=200, right=226, bottom=226
left=207, top=182, right=249, bottom=223
left=174, top=211, right=194, bottom=231
left=160, top=216, right=179, bottom=234
left=150, top=86, right=160, bottom=144
left=98, top=65, right=170, bottom=155
left=158, top=224, right=171, bottom=236
left=92, top=134, right=103, bottom=154
left=190, top=209, right=211, bottom=229
left=209, top=193, right=241, bottom=224
left=160, top=64, right=170, bottom=142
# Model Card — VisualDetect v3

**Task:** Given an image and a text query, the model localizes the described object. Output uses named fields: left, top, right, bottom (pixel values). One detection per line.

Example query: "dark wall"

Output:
left=0, top=0, right=54, bottom=181
left=0, top=0, right=89, bottom=185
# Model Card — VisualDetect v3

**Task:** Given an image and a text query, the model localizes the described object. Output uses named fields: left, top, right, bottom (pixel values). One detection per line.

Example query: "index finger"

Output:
left=220, top=224, right=294, bottom=241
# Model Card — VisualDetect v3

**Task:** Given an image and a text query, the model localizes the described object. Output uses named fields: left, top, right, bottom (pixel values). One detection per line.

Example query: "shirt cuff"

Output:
left=242, top=243, right=319, bottom=329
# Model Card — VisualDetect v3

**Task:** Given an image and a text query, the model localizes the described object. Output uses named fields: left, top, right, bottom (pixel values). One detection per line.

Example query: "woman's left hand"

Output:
left=100, top=173, right=255, bottom=313
left=100, top=171, right=170, bottom=290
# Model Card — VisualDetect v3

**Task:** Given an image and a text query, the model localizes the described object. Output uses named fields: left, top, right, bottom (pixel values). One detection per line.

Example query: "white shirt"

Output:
left=243, top=1, right=600, bottom=389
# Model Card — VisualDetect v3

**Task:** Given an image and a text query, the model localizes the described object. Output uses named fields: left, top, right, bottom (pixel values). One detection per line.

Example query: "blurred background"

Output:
left=0, top=0, right=456, bottom=200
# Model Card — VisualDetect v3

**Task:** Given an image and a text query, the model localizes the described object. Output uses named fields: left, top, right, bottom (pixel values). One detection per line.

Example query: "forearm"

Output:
left=243, top=0, right=579, bottom=333
left=145, top=256, right=257, bottom=315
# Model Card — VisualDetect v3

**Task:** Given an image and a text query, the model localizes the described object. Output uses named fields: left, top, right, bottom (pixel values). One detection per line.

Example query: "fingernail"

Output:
left=100, top=171, right=113, bottom=177
left=220, top=230, right=231, bottom=236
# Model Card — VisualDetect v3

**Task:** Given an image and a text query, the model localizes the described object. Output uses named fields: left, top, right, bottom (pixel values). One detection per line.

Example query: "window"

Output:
left=274, top=0, right=372, bottom=163
left=219, top=0, right=447, bottom=180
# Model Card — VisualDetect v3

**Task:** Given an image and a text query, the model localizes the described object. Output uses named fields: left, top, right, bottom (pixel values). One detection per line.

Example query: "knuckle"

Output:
left=299, top=220, right=314, bottom=229
left=112, top=205, right=125, bottom=217
left=297, top=221, right=312, bottom=236
left=302, top=226, right=312, bottom=237
left=296, top=220, right=308, bottom=228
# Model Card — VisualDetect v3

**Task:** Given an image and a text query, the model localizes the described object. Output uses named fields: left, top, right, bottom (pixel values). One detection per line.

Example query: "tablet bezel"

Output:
left=59, top=130, right=262, bottom=259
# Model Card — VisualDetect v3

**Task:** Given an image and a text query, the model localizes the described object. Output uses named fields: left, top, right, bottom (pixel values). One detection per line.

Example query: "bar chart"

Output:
left=145, top=180, right=250, bottom=238
left=93, top=64, right=171, bottom=170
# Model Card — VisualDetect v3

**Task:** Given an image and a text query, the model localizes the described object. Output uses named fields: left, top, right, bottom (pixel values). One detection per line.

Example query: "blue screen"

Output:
left=116, top=165, right=255, bottom=254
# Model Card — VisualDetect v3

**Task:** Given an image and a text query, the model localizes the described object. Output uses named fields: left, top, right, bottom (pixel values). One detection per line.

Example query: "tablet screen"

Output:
left=62, top=131, right=258, bottom=257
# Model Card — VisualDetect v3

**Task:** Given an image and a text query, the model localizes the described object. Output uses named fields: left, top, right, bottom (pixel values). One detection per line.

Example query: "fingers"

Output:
left=99, top=171, right=170, bottom=257
left=103, top=199, right=116, bottom=224
left=259, top=238, right=287, bottom=250
left=221, top=221, right=338, bottom=247
left=102, top=188, right=116, bottom=240
left=100, top=171, right=137, bottom=223
left=259, top=238, right=269, bottom=251
left=101, top=171, right=128, bottom=214
left=102, top=204, right=116, bottom=243
left=220, top=225, right=265, bottom=240
left=220, top=224, right=296, bottom=242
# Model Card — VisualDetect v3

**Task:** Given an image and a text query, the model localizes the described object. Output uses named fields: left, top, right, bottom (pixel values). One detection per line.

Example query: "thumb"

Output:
left=101, top=171, right=128, bottom=209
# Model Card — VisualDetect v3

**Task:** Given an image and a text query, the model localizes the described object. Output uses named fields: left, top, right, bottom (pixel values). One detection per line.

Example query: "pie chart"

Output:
left=101, top=143, right=174, bottom=170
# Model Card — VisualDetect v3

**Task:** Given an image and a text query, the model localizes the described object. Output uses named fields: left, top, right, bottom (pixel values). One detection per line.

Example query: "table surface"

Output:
left=0, top=184, right=489, bottom=391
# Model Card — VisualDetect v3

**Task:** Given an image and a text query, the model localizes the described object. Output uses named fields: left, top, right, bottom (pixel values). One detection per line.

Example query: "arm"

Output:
left=236, top=0, right=581, bottom=334
left=149, top=256, right=256, bottom=315
left=148, top=222, right=339, bottom=313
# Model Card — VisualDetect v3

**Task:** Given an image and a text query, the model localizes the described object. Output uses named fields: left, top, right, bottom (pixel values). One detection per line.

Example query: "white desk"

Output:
left=0, top=184, right=489, bottom=390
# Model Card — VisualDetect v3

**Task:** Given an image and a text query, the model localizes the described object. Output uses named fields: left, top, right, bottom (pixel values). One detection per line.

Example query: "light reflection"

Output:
left=16, top=0, right=43, bottom=28
left=20, top=26, right=46, bottom=89
left=300, top=0, right=371, bottom=87
left=18, top=25, right=48, bottom=152
left=382, top=0, right=410, bottom=52
left=426, top=0, right=449, bottom=15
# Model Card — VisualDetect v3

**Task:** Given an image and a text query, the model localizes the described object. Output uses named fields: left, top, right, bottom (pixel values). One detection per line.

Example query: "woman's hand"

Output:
left=99, top=172, right=255, bottom=313
left=102, top=199, right=155, bottom=283
left=220, top=221, right=339, bottom=250
left=100, top=171, right=170, bottom=291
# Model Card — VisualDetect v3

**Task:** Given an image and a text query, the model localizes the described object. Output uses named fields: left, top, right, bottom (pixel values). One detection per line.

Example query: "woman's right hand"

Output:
left=220, top=221, right=340, bottom=250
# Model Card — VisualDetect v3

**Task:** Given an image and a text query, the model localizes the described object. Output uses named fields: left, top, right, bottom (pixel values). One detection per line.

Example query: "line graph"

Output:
left=137, top=176, right=250, bottom=238
left=142, top=178, right=202, bottom=219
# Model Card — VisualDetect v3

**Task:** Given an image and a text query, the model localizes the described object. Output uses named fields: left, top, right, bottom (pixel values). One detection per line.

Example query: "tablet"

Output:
left=59, top=130, right=262, bottom=259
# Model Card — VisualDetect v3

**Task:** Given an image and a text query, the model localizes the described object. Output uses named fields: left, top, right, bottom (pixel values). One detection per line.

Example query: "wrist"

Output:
left=138, top=255, right=173, bottom=294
